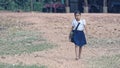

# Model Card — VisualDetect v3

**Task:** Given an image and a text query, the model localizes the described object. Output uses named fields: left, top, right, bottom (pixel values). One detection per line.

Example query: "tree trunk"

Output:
left=103, top=0, right=107, bottom=6
left=84, top=0, right=88, bottom=7
left=65, top=0, right=70, bottom=13
left=61, top=0, right=64, bottom=4
left=84, top=0, right=88, bottom=13
left=31, top=0, right=33, bottom=11
left=103, top=0, right=107, bottom=13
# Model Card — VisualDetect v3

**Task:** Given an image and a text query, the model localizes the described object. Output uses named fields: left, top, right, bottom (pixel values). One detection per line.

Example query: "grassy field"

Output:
left=0, top=17, right=54, bottom=55
left=87, top=37, right=120, bottom=48
left=0, top=16, right=55, bottom=68
left=86, top=36, right=120, bottom=68
left=87, top=54, right=120, bottom=68
left=0, top=63, right=47, bottom=68
left=0, top=30, right=54, bottom=55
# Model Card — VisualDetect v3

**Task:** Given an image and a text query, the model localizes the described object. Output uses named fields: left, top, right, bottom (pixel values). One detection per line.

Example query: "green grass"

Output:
left=87, top=54, right=120, bottom=68
left=87, top=37, right=120, bottom=48
left=0, top=17, right=54, bottom=55
left=0, top=63, right=47, bottom=68
left=0, top=29, right=54, bottom=55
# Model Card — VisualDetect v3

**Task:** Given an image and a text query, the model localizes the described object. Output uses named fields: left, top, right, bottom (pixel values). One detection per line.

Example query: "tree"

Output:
left=84, top=0, right=88, bottom=13
left=0, top=0, right=44, bottom=12
left=65, top=0, right=70, bottom=13
left=103, top=0, right=107, bottom=13
left=0, top=0, right=11, bottom=10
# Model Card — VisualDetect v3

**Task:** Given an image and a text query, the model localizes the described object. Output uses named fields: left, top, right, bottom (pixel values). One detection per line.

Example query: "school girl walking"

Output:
left=69, top=10, right=87, bottom=60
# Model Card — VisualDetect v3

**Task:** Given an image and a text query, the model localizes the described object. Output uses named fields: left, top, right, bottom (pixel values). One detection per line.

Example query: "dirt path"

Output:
left=0, top=12, right=120, bottom=68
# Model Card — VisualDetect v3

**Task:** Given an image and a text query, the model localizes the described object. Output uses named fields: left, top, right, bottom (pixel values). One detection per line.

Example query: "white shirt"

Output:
left=72, top=19, right=86, bottom=31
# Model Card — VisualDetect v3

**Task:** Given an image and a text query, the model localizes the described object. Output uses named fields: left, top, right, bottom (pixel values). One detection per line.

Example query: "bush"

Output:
left=0, top=6, right=4, bottom=10
left=0, top=1, right=43, bottom=12
left=7, top=1, right=18, bottom=11
left=33, top=2, right=43, bottom=11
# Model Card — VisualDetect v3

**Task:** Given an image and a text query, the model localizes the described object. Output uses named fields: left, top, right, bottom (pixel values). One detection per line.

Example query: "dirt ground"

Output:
left=0, top=12, right=120, bottom=68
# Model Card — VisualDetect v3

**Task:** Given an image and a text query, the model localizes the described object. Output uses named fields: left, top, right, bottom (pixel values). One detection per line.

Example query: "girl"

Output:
left=70, top=11, right=87, bottom=60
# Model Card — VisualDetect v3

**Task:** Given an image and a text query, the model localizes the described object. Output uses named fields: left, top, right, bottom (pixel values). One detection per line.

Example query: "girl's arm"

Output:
left=70, top=26, right=74, bottom=32
left=84, top=25, right=88, bottom=39
left=69, top=26, right=74, bottom=41
left=84, top=25, right=87, bottom=35
left=69, top=26, right=74, bottom=36
left=83, top=19, right=88, bottom=36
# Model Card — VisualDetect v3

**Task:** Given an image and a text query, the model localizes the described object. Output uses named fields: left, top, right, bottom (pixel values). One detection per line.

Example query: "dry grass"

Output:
left=0, top=16, right=54, bottom=55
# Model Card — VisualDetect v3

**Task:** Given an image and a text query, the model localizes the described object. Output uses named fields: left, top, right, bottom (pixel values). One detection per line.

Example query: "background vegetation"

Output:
left=0, top=0, right=50, bottom=12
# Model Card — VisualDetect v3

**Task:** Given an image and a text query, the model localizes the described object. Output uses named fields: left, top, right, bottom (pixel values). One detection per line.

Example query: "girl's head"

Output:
left=74, top=10, right=81, bottom=21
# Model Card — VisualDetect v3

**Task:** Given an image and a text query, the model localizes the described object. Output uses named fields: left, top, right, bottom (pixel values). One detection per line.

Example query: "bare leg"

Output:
left=75, top=45, right=78, bottom=60
left=79, top=46, right=82, bottom=59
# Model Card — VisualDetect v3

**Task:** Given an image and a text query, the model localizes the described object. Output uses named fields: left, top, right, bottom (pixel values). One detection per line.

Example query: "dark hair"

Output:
left=74, top=10, right=81, bottom=15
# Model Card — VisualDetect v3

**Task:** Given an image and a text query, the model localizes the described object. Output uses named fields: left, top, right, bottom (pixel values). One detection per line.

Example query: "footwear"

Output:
left=75, top=57, right=79, bottom=60
left=78, top=56, right=81, bottom=59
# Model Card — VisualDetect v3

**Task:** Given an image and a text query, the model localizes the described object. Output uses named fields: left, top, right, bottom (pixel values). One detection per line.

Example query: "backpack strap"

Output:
left=75, top=23, right=80, bottom=30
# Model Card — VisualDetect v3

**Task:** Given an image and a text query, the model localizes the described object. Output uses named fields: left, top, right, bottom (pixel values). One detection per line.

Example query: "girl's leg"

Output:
left=79, top=46, right=82, bottom=59
left=75, top=45, right=79, bottom=60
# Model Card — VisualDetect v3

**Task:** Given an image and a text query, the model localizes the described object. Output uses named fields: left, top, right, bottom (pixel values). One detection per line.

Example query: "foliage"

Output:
left=33, top=2, right=44, bottom=11
left=0, top=0, right=44, bottom=12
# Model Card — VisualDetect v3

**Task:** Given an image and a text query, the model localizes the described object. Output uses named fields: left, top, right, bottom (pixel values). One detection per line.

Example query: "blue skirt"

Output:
left=73, top=30, right=87, bottom=47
